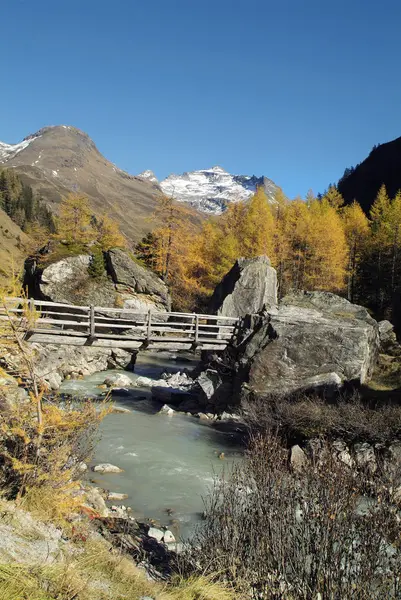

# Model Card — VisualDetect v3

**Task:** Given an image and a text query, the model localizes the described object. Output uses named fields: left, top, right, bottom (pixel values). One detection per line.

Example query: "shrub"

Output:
left=242, top=392, right=401, bottom=445
left=192, top=435, right=400, bottom=599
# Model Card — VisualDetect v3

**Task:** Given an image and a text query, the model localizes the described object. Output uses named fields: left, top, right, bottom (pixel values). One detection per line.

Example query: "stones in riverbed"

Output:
left=147, top=527, right=176, bottom=544
left=158, top=404, right=176, bottom=416
left=104, top=374, right=133, bottom=388
left=163, top=530, right=176, bottom=544
left=107, top=492, right=129, bottom=501
left=135, top=376, right=153, bottom=387
left=92, top=463, right=124, bottom=474
left=148, top=527, right=164, bottom=542
left=111, top=406, right=131, bottom=414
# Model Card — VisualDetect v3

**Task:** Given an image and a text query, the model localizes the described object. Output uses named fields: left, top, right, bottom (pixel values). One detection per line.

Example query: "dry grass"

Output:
left=0, top=537, right=235, bottom=600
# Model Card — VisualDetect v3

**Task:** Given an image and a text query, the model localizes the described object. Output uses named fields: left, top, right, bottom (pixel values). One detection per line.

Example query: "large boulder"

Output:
left=25, top=248, right=170, bottom=312
left=106, top=248, right=170, bottom=311
left=208, top=256, right=277, bottom=318
left=239, top=291, right=379, bottom=397
left=30, top=344, right=133, bottom=390
left=39, top=255, right=116, bottom=306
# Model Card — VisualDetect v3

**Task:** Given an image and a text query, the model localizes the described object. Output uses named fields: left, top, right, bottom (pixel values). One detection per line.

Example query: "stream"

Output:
left=60, top=351, right=243, bottom=538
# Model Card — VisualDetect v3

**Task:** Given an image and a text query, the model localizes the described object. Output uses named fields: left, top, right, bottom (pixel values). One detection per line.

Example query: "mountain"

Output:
left=338, top=136, right=401, bottom=212
left=0, top=126, right=161, bottom=243
left=158, top=166, right=277, bottom=214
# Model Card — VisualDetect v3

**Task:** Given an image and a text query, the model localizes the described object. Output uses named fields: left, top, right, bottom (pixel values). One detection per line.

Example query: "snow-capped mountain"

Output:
left=159, top=166, right=277, bottom=214
left=137, top=170, right=159, bottom=185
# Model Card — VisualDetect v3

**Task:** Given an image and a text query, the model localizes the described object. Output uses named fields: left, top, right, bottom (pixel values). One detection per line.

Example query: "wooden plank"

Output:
left=89, top=305, right=95, bottom=337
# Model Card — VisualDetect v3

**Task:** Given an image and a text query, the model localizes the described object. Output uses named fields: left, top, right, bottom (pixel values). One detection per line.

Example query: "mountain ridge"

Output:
left=337, top=135, right=401, bottom=212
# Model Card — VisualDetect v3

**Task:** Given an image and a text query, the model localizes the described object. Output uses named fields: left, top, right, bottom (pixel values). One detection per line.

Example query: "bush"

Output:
left=242, top=392, right=401, bottom=445
left=0, top=393, right=107, bottom=519
left=192, top=435, right=400, bottom=599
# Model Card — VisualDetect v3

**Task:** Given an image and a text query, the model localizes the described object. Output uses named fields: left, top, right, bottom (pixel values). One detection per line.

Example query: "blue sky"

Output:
left=1, top=0, right=401, bottom=198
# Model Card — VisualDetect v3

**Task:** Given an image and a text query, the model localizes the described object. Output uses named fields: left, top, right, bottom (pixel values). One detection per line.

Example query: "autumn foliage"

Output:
left=137, top=184, right=401, bottom=318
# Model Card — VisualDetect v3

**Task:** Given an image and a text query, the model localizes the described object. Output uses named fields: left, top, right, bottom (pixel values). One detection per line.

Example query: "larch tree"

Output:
left=342, top=201, right=370, bottom=301
left=96, top=214, right=126, bottom=250
left=55, top=193, right=96, bottom=245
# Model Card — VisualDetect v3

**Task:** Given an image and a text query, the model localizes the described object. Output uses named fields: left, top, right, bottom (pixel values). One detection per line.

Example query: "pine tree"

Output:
left=88, top=248, right=106, bottom=278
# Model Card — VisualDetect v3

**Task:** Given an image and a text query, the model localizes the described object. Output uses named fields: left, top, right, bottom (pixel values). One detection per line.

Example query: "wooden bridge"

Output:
left=0, top=298, right=239, bottom=351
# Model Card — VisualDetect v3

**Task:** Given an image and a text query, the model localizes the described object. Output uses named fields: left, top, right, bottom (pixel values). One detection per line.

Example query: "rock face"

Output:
left=240, top=292, right=379, bottom=397
left=30, top=343, right=132, bottom=390
left=26, top=247, right=170, bottom=312
left=209, top=256, right=278, bottom=318
left=106, top=248, right=170, bottom=311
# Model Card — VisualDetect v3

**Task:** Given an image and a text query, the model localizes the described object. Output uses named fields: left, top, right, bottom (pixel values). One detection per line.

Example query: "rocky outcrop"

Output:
left=239, top=292, right=379, bottom=397
left=198, top=290, right=380, bottom=407
left=2, top=343, right=134, bottom=391
left=106, top=248, right=170, bottom=311
left=208, top=255, right=277, bottom=318
left=25, top=247, right=170, bottom=312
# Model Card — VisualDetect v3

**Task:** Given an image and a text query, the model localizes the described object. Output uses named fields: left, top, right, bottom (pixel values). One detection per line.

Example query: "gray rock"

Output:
left=135, top=375, right=154, bottom=387
left=148, top=527, right=164, bottom=542
left=39, top=254, right=116, bottom=306
left=158, top=404, right=175, bottom=416
left=163, top=530, right=175, bottom=543
left=354, top=442, right=377, bottom=473
left=104, top=373, right=133, bottom=387
left=106, top=248, right=170, bottom=310
left=107, top=492, right=129, bottom=501
left=196, top=369, right=222, bottom=401
left=209, top=255, right=277, bottom=318
left=84, top=487, right=109, bottom=517
left=92, top=463, right=124, bottom=474
left=378, top=320, right=398, bottom=352
left=332, top=440, right=354, bottom=468
left=290, top=445, right=307, bottom=471
left=28, top=343, right=132, bottom=390
left=240, top=292, right=379, bottom=397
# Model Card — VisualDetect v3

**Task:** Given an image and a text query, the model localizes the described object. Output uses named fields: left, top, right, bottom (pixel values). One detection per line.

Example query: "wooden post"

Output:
left=89, top=305, right=95, bottom=338
left=147, top=309, right=152, bottom=342
left=194, top=314, right=199, bottom=344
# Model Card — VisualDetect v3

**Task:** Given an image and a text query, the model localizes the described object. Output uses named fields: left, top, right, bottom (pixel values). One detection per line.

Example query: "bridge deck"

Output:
left=0, top=298, right=239, bottom=351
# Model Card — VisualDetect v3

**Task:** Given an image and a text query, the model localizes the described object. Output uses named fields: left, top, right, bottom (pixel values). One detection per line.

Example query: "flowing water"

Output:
left=60, top=352, right=243, bottom=538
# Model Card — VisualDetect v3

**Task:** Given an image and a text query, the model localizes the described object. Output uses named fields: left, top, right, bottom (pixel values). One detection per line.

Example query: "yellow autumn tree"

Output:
left=342, top=201, right=370, bottom=301
left=240, top=188, right=275, bottom=259
left=304, top=196, right=348, bottom=291
left=96, top=214, right=126, bottom=250
left=54, top=193, right=95, bottom=245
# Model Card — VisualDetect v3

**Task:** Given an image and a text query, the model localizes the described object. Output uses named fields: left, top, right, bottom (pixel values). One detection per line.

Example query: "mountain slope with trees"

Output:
left=338, top=135, right=401, bottom=213
left=0, top=126, right=161, bottom=243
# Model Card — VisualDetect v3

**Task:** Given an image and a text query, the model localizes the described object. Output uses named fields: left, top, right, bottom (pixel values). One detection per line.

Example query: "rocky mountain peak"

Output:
left=137, top=170, right=159, bottom=185
left=159, top=166, right=277, bottom=214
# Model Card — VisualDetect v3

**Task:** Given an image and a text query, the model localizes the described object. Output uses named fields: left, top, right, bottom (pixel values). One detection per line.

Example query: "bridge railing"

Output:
left=0, top=298, right=239, bottom=349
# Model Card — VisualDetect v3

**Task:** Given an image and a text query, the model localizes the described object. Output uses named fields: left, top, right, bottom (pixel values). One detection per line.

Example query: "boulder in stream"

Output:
left=208, top=255, right=277, bottom=318
left=92, top=463, right=124, bottom=474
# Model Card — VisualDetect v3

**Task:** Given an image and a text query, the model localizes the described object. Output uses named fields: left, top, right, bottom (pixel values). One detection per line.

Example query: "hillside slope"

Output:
left=338, top=136, right=401, bottom=211
left=0, top=126, right=161, bottom=243
left=0, top=208, right=29, bottom=283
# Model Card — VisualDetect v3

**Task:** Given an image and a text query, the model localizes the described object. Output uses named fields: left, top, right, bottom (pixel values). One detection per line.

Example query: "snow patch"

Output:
left=0, top=136, right=38, bottom=163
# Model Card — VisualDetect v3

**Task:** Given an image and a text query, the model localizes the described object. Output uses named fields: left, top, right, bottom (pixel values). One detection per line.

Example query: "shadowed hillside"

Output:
left=338, top=136, right=401, bottom=212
